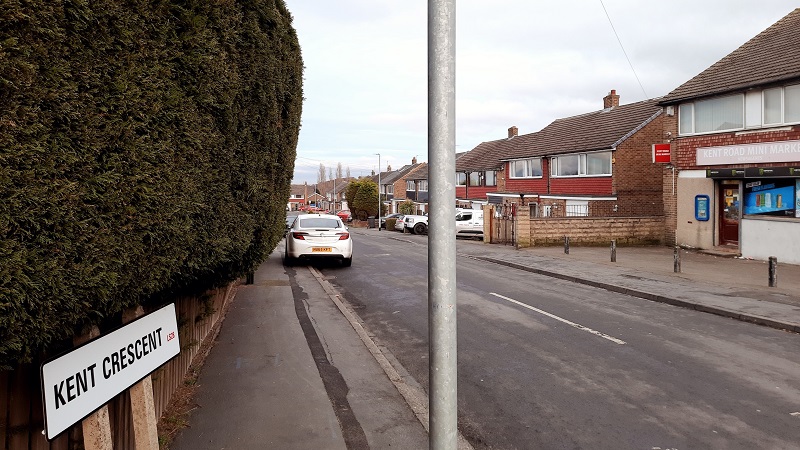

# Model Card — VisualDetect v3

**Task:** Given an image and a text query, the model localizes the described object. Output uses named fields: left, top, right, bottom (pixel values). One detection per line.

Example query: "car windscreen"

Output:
left=297, top=218, right=341, bottom=229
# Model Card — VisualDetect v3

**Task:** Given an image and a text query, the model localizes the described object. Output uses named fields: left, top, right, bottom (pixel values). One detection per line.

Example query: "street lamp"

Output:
left=376, top=153, right=381, bottom=231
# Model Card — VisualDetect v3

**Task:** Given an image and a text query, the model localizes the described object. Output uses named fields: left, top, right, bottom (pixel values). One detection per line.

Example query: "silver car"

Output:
left=284, top=214, right=353, bottom=266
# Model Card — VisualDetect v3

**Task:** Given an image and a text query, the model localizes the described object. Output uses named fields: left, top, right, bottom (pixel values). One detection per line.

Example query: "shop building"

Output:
left=659, top=8, right=800, bottom=264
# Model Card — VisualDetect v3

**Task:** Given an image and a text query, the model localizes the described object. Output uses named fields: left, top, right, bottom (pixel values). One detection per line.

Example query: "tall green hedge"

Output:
left=0, top=0, right=303, bottom=368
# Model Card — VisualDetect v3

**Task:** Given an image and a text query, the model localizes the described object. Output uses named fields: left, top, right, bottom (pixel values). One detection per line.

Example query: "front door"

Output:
left=719, top=182, right=740, bottom=245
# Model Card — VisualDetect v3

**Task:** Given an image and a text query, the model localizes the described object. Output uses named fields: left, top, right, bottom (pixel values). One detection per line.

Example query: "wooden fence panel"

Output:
left=0, top=283, right=236, bottom=449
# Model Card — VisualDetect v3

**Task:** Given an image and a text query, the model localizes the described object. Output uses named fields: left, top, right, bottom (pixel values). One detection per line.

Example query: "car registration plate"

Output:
left=312, top=247, right=332, bottom=253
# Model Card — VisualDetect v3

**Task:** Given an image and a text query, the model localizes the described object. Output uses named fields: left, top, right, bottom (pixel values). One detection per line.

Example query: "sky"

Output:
left=286, top=0, right=798, bottom=184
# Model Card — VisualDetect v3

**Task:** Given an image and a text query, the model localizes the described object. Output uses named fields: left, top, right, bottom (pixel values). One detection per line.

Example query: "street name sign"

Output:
left=41, top=303, right=180, bottom=440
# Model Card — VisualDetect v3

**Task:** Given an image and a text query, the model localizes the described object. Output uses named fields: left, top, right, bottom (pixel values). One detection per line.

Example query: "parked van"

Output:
left=455, top=208, right=483, bottom=238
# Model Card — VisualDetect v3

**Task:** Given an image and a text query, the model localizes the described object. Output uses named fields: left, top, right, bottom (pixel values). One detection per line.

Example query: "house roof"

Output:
left=455, top=138, right=512, bottom=172
left=502, top=98, right=663, bottom=160
left=290, top=184, right=306, bottom=196
left=660, top=8, right=800, bottom=105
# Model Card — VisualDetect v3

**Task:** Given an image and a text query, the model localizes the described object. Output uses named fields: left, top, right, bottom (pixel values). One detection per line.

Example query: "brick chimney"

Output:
left=508, top=126, right=518, bottom=139
left=603, top=90, right=620, bottom=108
left=412, top=156, right=417, bottom=164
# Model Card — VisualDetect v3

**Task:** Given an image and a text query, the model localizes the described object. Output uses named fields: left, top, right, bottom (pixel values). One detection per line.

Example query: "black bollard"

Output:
left=246, top=272, right=255, bottom=285
left=564, top=236, right=570, bottom=254
left=610, top=240, right=616, bottom=262
left=674, top=246, right=681, bottom=273
left=769, top=256, right=777, bottom=287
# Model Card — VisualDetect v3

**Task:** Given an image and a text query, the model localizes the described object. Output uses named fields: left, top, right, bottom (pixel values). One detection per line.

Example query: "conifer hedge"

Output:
left=0, top=0, right=303, bottom=368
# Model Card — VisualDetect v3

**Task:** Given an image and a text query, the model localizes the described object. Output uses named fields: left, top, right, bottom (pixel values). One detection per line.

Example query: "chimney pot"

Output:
left=603, top=90, right=620, bottom=109
left=412, top=157, right=417, bottom=164
left=508, top=126, right=518, bottom=139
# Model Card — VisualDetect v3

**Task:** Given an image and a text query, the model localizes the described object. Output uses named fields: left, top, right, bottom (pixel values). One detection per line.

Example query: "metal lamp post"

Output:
left=376, top=153, right=381, bottom=230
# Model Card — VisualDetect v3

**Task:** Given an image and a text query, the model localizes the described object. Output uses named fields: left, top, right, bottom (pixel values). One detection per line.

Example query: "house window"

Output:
left=386, top=185, right=393, bottom=194
left=456, top=173, right=466, bottom=186
left=551, top=152, right=611, bottom=177
left=418, top=180, right=428, bottom=191
left=406, top=180, right=415, bottom=191
left=509, top=158, right=543, bottom=178
left=468, top=172, right=482, bottom=186
left=678, top=93, right=745, bottom=135
left=485, top=170, right=496, bottom=186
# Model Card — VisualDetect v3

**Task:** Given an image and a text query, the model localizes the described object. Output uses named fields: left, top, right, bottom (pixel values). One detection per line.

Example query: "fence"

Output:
left=0, top=284, right=237, bottom=449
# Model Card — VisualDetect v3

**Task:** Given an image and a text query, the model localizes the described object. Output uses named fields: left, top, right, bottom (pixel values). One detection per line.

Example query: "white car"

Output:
left=403, top=214, right=428, bottom=234
left=284, top=214, right=353, bottom=266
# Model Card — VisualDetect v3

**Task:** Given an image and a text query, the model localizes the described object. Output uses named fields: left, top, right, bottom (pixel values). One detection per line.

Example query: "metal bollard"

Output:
left=674, top=246, right=681, bottom=273
left=769, top=256, right=777, bottom=287
left=564, top=236, right=570, bottom=254
left=610, top=239, right=616, bottom=262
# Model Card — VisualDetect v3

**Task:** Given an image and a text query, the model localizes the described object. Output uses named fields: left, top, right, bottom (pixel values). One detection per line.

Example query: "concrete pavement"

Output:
left=171, top=233, right=800, bottom=449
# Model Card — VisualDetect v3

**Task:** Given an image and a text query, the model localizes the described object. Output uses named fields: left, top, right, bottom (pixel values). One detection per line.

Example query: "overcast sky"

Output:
left=286, top=1, right=798, bottom=184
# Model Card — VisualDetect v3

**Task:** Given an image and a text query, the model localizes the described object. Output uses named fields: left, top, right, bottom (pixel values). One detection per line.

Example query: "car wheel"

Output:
left=413, top=223, right=427, bottom=235
left=342, top=256, right=352, bottom=267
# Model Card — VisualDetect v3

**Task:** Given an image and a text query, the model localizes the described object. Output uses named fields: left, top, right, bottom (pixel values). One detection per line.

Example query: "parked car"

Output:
left=380, top=213, right=404, bottom=229
left=403, top=214, right=428, bottom=234
left=285, top=214, right=297, bottom=232
left=393, top=215, right=406, bottom=231
left=336, top=210, right=353, bottom=222
left=284, top=214, right=353, bottom=267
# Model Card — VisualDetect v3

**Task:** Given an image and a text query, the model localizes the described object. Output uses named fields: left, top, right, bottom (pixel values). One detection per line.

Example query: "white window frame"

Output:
left=550, top=151, right=612, bottom=178
left=485, top=170, right=497, bottom=187
left=418, top=180, right=428, bottom=192
left=455, top=173, right=466, bottom=186
left=406, top=180, right=414, bottom=191
left=509, top=158, right=543, bottom=179
left=677, top=93, right=745, bottom=135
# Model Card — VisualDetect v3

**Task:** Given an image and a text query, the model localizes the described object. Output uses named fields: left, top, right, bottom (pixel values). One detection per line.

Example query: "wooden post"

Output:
left=610, top=240, right=616, bottom=263
left=123, top=306, right=160, bottom=450
left=74, top=326, right=113, bottom=450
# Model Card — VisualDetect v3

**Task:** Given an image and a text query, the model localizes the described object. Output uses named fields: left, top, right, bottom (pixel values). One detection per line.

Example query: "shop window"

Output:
left=743, top=179, right=797, bottom=217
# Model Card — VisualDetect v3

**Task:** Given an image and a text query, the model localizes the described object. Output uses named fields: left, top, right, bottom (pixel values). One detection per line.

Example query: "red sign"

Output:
left=652, top=143, right=671, bottom=163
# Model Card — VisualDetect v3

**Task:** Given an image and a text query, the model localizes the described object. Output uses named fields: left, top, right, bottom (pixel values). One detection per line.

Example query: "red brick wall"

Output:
left=505, top=176, right=548, bottom=193
left=549, top=176, right=613, bottom=195
left=613, top=114, right=667, bottom=217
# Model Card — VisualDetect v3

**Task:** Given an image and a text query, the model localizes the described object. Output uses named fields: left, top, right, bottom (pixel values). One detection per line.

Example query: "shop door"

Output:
left=719, top=182, right=740, bottom=244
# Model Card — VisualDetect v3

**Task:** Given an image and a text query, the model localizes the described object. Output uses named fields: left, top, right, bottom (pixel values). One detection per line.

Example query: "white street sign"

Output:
left=41, top=303, right=180, bottom=440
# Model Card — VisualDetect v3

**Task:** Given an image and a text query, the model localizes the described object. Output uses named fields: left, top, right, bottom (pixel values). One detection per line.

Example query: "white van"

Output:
left=455, top=209, right=484, bottom=238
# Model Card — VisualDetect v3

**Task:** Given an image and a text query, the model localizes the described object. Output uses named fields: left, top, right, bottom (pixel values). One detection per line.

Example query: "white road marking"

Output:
left=791, top=412, right=800, bottom=417
left=490, top=292, right=626, bottom=345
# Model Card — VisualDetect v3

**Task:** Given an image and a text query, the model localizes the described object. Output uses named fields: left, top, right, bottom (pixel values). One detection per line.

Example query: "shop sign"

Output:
left=706, top=168, right=745, bottom=179
left=652, top=143, right=671, bottom=163
left=697, top=139, right=800, bottom=165
left=41, top=304, right=180, bottom=440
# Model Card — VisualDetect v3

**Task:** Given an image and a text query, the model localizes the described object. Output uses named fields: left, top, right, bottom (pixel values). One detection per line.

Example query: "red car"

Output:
left=336, top=210, right=352, bottom=222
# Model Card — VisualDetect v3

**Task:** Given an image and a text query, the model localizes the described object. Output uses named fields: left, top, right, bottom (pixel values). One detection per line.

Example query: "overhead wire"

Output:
left=599, top=0, right=648, bottom=99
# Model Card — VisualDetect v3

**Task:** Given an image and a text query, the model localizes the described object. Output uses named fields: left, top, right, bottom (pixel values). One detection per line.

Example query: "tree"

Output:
left=337, top=162, right=343, bottom=179
left=399, top=200, right=416, bottom=215
left=345, top=178, right=378, bottom=220
left=317, top=163, right=327, bottom=184
left=346, top=166, right=351, bottom=178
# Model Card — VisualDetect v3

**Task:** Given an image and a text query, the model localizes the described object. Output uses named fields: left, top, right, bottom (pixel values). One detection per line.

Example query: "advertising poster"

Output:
left=796, top=180, right=800, bottom=218
left=744, top=179, right=796, bottom=216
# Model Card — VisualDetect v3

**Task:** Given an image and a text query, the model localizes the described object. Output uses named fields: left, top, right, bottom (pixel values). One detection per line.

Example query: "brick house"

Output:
left=455, top=130, right=508, bottom=208
left=659, top=8, right=800, bottom=264
left=287, top=184, right=306, bottom=210
left=496, top=91, right=665, bottom=224
left=380, top=158, right=426, bottom=213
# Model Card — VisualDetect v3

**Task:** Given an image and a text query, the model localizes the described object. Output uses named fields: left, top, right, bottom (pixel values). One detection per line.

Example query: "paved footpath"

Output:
left=171, top=252, right=430, bottom=450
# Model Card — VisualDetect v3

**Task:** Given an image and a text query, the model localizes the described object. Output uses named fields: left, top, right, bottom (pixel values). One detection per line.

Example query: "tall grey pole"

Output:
left=376, top=153, right=381, bottom=230
left=428, top=0, right=457, bottom=448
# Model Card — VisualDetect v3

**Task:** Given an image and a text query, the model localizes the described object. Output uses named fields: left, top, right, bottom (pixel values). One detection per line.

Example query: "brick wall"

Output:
left=613, top=114, right=667, bottom=216
left=674, top=125, right=800, bottom=169
left=514, top=200, right=664, bottom=247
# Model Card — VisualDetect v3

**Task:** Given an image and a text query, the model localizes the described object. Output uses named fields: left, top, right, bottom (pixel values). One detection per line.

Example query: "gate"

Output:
left=490, top=204, right=516, bottom=245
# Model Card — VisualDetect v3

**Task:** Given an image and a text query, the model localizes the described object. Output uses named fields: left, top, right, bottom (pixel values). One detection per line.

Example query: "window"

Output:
left=468, top=172, right=481, bottom=186
left=509, top=158, right=543, bottom=178
left=406, top=180, right=414, bottom=191
left=785, top=84, right=800, bottom=123
left=485, top=171, right=496, bottom=186
left=418, top=180, right=428, bottom=191
left=386, top=185, right=393, bottom=194
left=678, top=94, right=744, bottom=135
left=456, top=211, right=472, bottom=221
left=551, top=152, right=611, bottom=177
left=456, top=173, right=466, bottom=186
left=764, top=87, right=782, bottom=124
